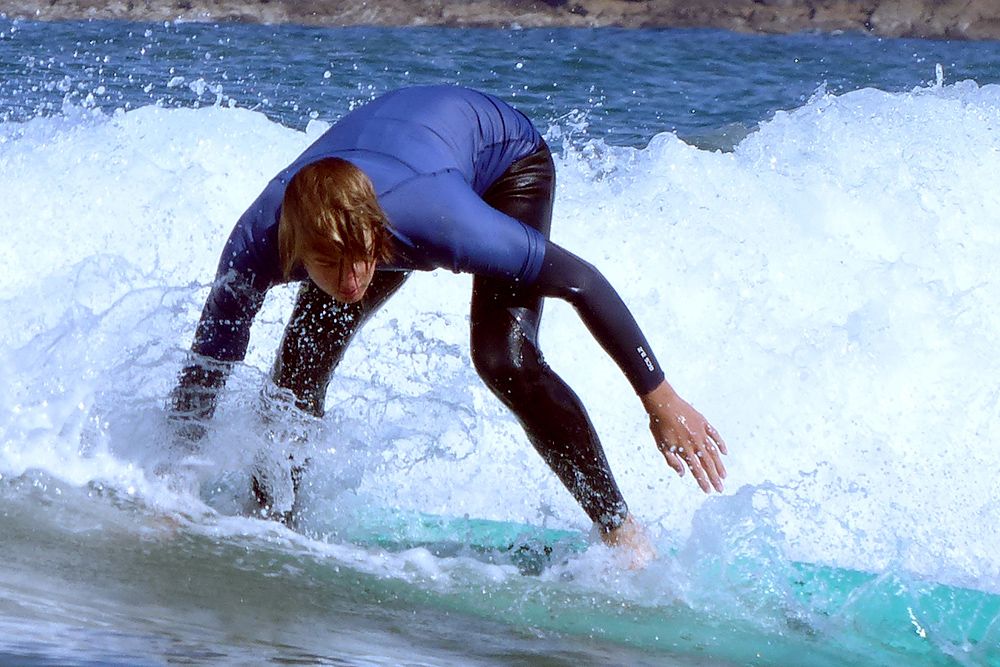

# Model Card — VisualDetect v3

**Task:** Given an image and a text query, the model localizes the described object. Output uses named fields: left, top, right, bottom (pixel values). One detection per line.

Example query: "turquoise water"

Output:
left=2, top=17, right=1000, bottom=666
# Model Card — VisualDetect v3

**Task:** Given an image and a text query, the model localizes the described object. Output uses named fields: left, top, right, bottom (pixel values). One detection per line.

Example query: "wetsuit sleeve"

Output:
left=169, top=270, right=266, bottom=437
left=383, top=173, right=546, bottom=283
left=189, top=270, right=267, bottom=363
left=532, top=241, right=665, bottom=395
left=168, top=177, right=285, bottom=437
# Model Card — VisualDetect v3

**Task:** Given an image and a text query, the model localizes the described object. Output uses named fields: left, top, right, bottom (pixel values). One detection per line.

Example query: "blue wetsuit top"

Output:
left=188, top=85, right=664, bottom=396
left=194, top=86, right=547, bottom=363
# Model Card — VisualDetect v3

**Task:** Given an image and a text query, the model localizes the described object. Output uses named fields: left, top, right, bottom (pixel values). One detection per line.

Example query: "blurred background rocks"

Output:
left=1, top=0, right=999, bottom=40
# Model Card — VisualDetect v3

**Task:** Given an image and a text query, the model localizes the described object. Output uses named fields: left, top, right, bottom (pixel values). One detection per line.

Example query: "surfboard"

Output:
left=199, top=458, right=999, bottom=663
left=335, top=510, right=588, bottom=575
left=334, top=509, right=1000, bottom=655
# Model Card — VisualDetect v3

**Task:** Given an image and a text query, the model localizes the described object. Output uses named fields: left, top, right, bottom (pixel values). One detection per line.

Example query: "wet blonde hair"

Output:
left=278, top=157, right=393, bottom=279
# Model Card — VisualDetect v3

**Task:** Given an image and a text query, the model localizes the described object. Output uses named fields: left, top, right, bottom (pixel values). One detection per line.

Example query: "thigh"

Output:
left=472, top=143, right=555, bottom=346
left=470, top=275, right=542, bottom=356
left=481, top=141, right=555, bottom=237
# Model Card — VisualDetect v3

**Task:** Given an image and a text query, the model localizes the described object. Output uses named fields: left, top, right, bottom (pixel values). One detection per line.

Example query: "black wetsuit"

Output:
left=173, top=85, right=665, bottom=531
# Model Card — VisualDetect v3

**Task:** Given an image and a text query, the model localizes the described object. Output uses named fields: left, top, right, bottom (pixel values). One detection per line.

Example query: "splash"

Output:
left=2, top=82, right=1000, bottom=621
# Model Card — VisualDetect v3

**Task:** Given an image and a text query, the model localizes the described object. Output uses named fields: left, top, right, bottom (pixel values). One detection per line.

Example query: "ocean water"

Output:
left=2, top=17, right=1000, bottom=666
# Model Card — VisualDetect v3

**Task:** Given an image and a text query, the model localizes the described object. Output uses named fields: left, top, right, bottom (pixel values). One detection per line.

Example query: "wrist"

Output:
left=640, top=379, right=677, bottom=413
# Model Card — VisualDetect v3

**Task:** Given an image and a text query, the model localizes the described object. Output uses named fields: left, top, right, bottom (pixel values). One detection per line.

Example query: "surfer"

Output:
left=169, top=85, right=727, bottom=563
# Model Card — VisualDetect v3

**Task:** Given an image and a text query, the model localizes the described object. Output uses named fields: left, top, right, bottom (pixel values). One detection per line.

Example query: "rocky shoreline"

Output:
left=2, top=0, right=1000, bottom=41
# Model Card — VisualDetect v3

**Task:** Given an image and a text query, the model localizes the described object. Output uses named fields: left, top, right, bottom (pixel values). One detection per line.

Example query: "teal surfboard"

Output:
left=336, top=510, right=588, bottom=575
left=332, top=510, right=1000, bottom=661
left=201, top=470, right=999, bottom=662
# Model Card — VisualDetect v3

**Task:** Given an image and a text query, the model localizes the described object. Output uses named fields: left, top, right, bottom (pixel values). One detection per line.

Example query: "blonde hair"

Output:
left=278, top=158, right=393, bottom=279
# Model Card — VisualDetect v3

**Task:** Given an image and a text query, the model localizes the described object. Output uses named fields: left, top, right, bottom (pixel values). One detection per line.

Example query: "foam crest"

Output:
left=544, top=80, right=1000, bottom=585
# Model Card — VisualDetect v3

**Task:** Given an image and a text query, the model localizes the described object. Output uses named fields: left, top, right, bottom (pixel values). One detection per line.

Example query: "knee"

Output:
left=472, top=341, right=511, bottom=392
left=472, top=333, right=546, bottom=404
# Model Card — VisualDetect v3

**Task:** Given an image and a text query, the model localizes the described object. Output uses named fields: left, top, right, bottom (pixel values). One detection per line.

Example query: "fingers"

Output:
left=682, top=444, right=716, bottom=493
left=696, top=443, right=725, bottom=493
left=662, top=447, right=685, bottom=477
left=707, top=424, right=728, bottom=456
left=659, top=433, right=727, bottom=494
left=705, top=430, right=727, bottom=481
left=692, top=423, right=728, bottom=492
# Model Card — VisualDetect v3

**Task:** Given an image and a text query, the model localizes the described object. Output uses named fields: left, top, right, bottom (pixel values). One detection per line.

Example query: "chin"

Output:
left=338, top=290, right=364, bottom=303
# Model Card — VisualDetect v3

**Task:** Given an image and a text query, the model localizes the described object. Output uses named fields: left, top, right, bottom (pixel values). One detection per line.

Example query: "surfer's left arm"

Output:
left=531, top=241, right=728, bottom=493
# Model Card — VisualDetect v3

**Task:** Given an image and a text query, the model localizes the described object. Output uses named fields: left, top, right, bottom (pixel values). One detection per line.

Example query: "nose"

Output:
left=343, top=261, right=367, bottom=287
left=336, top=261, right=371, bottom=301
left=340, top=268, right=359, bottom=292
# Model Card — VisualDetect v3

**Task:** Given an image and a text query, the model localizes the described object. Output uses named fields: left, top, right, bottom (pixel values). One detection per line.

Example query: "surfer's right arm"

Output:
left=168, top=192, right=281, bottom=440
left=169, top=268, right=267, bottom=440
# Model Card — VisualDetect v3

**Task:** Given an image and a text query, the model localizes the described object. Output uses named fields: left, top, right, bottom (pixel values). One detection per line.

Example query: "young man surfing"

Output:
left=170, top=85, right=728, bottom=564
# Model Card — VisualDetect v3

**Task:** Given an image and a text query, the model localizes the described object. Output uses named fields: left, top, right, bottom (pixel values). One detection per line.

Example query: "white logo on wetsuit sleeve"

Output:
left=637, top=346, right=655, bottom=372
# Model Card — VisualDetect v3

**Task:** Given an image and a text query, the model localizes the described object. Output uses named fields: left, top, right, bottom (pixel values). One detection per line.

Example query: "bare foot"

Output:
left=600, top=513, right=658, bottom=569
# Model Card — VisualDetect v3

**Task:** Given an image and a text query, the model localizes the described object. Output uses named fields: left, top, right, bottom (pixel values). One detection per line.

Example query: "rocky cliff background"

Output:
left=1, top=0, right=999, bottom=40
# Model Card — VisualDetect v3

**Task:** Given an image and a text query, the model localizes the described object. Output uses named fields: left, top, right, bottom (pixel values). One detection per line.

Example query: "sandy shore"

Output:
left=2, top=0, right=1000, bottom=40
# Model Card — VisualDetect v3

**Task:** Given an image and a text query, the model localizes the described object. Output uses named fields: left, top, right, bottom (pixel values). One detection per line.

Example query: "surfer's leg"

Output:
left=470, top=143, right=629, bottom=532
left=270, top=270, right=410, bottom=417
left=471, top=286, right=628, bottom=531
left=254, top=271, right=409, bottom=523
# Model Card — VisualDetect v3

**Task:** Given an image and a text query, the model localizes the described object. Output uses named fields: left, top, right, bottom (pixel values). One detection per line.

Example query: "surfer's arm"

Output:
left=531, top=241, right=727, bottom=493
left=169, top=189, right=282, bottom=439
left=531, top=241, right=664, bottom=394
left=640, top=380, right=727, bottom=493
left=422, top=188, right=658, bottom=389
left=169, top=270, right=266, bottom=440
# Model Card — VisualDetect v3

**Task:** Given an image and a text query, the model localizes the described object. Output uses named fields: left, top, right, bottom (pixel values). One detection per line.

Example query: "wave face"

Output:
left=3, top=21, right=1000, bottom=665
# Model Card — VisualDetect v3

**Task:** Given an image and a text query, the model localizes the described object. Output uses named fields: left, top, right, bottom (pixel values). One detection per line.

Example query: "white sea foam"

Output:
left=2, top=81, right=999, bottom=592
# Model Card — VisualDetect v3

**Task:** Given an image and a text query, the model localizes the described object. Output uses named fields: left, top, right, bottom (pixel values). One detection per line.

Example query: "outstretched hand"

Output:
left=640, top=381, right=728, bottom=493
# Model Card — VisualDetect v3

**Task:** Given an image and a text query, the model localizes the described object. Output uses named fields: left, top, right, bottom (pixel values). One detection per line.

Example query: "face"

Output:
left=303, top=252, right=376, bottom=303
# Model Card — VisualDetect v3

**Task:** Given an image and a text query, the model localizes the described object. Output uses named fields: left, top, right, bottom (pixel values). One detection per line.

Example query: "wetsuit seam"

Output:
left=332, top=148, right=421, bottom=175
left=484, top=96, right=509, bottom=146
left=521, top=228, right=545, bottom=284
left=377, top=167, right=464, bottom=198
left=484, top=96, right=536, bottom=170
left=478, top=137, right=540, bottom=157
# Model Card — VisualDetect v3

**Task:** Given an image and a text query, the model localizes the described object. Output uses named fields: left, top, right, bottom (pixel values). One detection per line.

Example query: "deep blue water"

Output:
left=3, top=19, right=1000, bottom=147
